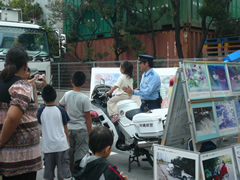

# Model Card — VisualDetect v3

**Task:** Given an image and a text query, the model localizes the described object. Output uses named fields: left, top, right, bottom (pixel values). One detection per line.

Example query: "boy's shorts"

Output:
left=69, top=129, right=89, bottom=164
left=43, top=150, right=71, bottom=180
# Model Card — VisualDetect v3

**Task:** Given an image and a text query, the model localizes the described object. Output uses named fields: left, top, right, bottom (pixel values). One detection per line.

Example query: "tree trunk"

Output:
left=114, top=32, right=120, bottom=62
left=152, top=30, right=156, bottom=57
left=195, top=17, right=212, bottom=58
left=171, top=0, right=184, bottom=59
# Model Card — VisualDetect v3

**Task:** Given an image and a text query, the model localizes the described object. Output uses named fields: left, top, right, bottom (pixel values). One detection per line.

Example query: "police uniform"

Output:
left=134, top=55, right=161, bottom=112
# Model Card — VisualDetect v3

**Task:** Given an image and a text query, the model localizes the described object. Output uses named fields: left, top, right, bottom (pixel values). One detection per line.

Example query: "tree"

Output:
left=123, top=34, right=148, bottom=58
left=215, top=15, right=240, bottom=37
left=126, top=0, right=169, bottom=58
left=170, top=0, right=184, bottom=59
left=0, top=2, right=5, bottom=6
left=90, top=0, right=131, bottom=62
left=46, top=0, right=109, bottom=65
left=195, top=0, right=232, bottom=58
left=8, top=0, right=43, bottom=21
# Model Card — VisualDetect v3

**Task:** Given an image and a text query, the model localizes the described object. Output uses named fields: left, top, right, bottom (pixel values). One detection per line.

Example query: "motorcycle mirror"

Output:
left=100, top=78, right=105, bottom=85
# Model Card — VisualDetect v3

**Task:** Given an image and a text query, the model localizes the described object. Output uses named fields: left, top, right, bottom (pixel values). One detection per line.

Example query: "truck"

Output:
left=0, top=7, right=66, bottom=105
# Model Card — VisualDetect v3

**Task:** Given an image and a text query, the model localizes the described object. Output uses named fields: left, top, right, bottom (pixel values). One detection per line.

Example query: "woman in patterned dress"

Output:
left=0, top=45, right=42, bottom=180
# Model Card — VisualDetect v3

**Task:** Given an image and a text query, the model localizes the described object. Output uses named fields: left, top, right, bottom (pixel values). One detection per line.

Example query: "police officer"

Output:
left=123, top=54, right=161, bottom=112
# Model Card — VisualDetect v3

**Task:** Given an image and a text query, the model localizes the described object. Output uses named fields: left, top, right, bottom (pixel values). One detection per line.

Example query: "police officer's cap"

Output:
left=138, top=54, right=155, bottom=63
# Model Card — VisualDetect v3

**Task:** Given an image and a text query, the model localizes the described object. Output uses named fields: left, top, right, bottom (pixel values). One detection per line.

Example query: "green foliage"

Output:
left=8, top=0, right=43, bottom=21
left=82, top=43, right=109, bottom=62
left=123, top=34, right=148, bottom=58
left=90, top=0, right=129, bottom=61
left=46, top=1, right=110, bottom=63
left=195, top=0, right=232, bottom=58
left=198, top=0, right=231, bottom=21
left=215, top=16, right=240, bottom=36
left=0, top=2, right=5, bottom=6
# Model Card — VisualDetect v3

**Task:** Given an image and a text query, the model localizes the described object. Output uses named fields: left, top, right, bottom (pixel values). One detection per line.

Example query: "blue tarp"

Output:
left=223, top=50, right=240, bottom=62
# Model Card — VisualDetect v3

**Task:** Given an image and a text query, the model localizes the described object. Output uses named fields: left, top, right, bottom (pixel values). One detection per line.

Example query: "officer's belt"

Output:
left=141, top=99, right=159, bottom=103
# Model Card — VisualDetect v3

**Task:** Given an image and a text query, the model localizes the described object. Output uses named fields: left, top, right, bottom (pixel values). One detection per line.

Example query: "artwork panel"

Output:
left=233, top=144, right=240, bottom=174
left=234, top=99, right=240, bottom=128
left=215, top=100, right=238, bottom=136
left=200, top=147, right=237, bottom=180
left=207, top=64, right=231, bottom=97
left=191, top=102, right=218, bottom=142
left=153, top=145, right=199, bottom=180
left=228, top=64, right=240, bottom=94
left=183, top=62, right=211, bottom=99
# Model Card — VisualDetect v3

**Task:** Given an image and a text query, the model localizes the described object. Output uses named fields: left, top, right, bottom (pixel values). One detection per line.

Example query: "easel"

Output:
left=161, top=61, right=240, bottom=151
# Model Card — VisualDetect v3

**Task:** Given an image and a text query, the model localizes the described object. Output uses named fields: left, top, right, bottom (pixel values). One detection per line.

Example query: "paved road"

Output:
left=37, top=151, right=153, bottom=180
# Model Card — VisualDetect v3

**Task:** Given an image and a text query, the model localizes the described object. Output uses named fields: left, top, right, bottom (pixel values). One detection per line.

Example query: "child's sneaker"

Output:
left=111, top=115, right=120, bottom=123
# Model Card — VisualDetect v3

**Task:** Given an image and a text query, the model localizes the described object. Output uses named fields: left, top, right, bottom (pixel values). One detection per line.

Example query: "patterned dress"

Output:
left=0, top=76, right=42, bottom=177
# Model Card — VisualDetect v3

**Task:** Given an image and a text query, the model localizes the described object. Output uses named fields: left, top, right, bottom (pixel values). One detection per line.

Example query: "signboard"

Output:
left=161, top=72, right=191, bottom=149
left=153, top=144, right=200, bottom=180
left=90, top=68, right=121, bottom=97
left=228, top=64, right=240, bottom=95
left=191, top=102, right=218, bottom=142
left=200, top=147, right=237, bottom=180
left=207, top=64, right=231, bottom=97
left=163, top=61, right=240, bottom=150
left=90, top=67, right=177, bottom=108
left=154, top=68, right=177, bottom=108
left=183, top=62, right=211, bottom=99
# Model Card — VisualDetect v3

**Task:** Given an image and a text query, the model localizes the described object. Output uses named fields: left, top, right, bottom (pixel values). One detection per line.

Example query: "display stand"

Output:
left=161, top=61, right=240, bottom=152
left=161, top=68, right=195, bottom=150
left=157, top=61, right=240, bottom=179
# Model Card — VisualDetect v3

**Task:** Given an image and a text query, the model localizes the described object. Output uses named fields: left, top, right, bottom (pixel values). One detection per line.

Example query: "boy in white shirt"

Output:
left=37, top=85, right=71, bottom=180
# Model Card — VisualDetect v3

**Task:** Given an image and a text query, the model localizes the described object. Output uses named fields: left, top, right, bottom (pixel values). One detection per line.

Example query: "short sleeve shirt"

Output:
left=134, top=68, right=161, bottom=100
left=59, top=90, right=92, bottom=130
left=37, top=105, right=70, bottom=153
left=115, top=74, right=133, bottom=96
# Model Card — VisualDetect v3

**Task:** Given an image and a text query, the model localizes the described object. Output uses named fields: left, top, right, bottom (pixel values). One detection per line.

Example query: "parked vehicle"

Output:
left=90, top=79, right=168, bottom=171
left=169, top=164, right=194, bottom=180
left=0, top=8, right=66, bottom=105
left=166, top=163, right=174, bottom=175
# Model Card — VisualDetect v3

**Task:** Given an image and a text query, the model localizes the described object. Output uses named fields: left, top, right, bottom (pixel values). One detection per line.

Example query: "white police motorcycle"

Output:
left=90, top=79, right=168, bottom=171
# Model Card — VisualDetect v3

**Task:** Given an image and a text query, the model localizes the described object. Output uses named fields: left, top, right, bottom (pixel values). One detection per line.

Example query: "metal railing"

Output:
left=51, top=57, right=223, bottom=91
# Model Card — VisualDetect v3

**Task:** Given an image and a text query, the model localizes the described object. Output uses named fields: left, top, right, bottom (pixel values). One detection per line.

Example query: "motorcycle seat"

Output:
left=125, top=108, right=142, bottom=120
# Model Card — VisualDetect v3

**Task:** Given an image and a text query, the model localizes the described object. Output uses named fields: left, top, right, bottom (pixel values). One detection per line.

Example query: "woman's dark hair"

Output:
left=0, top=45, right=29, bottom=82
left=89, top=126, right=113, bottom=154
left=121, top=61, right=133, bottom=78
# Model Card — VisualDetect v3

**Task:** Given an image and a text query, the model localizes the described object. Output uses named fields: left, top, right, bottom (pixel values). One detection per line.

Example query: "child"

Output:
left=23, top=68, right=47, bottom=105
left=73, top=126, right=128, bottom=180
left=59, top=71, right=92, bottom=173
left=37, top=84, right=71, bottom=180
left=107, top=61, right=133, bottom=123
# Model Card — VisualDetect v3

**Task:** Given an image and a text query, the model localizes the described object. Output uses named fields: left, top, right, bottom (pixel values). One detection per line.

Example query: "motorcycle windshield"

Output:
left=0, top=26, right=49, bottom=59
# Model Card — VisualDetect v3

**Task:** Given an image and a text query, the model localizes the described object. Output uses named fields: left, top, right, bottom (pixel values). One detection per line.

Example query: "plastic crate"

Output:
left=203, top=52, right=223, bottom=57
left=222, top=36, right=240, bottom=42
left=204, top=38, right=222, bottom=44
left=224, top=41, right=240, bottom=47
left=203, top=43, right=222, bottom=48
left=202, top=47, right=222, bottom=53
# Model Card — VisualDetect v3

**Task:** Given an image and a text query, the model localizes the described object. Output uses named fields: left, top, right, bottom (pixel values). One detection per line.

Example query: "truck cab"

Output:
left=0, top=20, right=65, bottom=105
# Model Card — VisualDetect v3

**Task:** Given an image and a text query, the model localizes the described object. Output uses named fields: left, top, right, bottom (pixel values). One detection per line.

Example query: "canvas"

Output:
left=200, top=147, right=237, bottom=180
left=153, top=145, right=199, bottom=180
